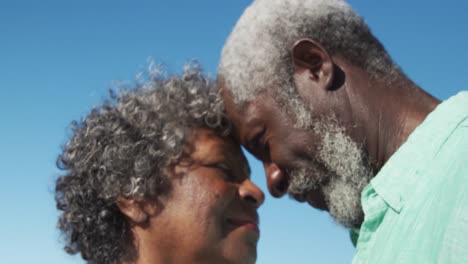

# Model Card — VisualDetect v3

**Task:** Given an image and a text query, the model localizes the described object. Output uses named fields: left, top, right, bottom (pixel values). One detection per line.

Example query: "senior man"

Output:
left=218, top=0, right=468, bottom=263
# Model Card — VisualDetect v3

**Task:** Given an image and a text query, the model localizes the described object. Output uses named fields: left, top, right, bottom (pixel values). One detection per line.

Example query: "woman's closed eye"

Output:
left=204, top=161, right=238, bottom=182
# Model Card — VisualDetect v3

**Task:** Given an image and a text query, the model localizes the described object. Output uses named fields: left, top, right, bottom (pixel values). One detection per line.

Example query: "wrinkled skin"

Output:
left=124, top=129, right=265, bottom=264
left=220, top=39, right=439, bottom=228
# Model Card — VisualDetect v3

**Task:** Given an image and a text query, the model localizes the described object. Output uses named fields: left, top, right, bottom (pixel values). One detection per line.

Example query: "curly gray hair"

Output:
left=55, top=64, right=229, bottom=264
left=219, top=0, right=405, bottom=124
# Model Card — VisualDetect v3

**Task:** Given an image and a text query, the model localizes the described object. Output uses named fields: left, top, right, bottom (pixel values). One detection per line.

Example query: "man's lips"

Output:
left=306, top=189, right=328, bottom=211
left=290, top=189, right=327, bottom=210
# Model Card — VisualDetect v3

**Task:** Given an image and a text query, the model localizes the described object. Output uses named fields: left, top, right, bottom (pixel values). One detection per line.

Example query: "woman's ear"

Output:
left=291, top=38, right=334, bottom=91
left=117, top=199, right=150, bottom=224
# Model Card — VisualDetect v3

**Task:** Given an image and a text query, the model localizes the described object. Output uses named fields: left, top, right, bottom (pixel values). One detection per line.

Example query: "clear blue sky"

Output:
left=1, top=1, right=467, bottom=263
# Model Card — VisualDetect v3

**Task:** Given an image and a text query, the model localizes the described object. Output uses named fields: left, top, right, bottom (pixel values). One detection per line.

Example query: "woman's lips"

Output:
left=226, top=218, right=260, bottom=236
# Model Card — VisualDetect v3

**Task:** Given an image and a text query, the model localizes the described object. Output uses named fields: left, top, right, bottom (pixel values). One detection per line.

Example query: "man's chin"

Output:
left=328, top=207, right=364, bottom=229
left=324, top=184, right=365, bottom=229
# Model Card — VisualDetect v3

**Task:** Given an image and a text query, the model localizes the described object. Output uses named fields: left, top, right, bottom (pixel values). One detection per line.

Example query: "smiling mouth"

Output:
left=226, top=218, right=260, bottom=237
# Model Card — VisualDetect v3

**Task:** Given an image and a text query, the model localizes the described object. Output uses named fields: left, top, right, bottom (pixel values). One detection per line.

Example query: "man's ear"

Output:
left=291, top=38, right=334, bottom=90
left=117, top=198, right=154, bottom=224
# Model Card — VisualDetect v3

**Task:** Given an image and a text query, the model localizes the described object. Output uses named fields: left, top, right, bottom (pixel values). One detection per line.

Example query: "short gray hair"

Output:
left=219, top=0, right=403, bottom=107
left=55, top=63, right=229, bottom=264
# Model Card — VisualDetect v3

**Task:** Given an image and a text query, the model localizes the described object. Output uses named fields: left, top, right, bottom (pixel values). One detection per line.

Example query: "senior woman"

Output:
left=55, top=65, right=264, bottom=264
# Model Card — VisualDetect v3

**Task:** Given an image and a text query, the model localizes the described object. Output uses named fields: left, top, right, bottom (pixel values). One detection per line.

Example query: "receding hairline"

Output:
left=218, top=0, right=403, bottom=107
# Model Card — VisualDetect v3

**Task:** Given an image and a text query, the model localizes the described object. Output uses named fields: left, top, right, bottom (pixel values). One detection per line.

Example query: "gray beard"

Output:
left=287, top=116, right=373, bottom=229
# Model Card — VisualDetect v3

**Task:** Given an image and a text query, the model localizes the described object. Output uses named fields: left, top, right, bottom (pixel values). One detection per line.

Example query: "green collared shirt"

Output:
left=352, top=92, right=468, bottom=264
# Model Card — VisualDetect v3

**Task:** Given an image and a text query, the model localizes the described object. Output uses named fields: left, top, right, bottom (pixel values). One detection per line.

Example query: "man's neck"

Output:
left=365, top=80, right=440, bottom=173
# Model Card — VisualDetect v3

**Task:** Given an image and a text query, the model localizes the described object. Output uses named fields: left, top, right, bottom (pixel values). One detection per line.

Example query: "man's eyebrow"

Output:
left=242, top=117, right=262, bottom=141
left=243, top=107, right=262, bottom=128
left=238, top=103, right=261, bottom=142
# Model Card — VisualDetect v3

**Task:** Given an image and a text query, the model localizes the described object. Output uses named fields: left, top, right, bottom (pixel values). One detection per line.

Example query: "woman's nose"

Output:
left=263, top=162, right=288, bottom=197
left=239, top=179, right=265, bottom=208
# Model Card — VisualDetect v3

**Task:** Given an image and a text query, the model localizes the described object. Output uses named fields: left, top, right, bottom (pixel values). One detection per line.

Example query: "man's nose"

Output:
left=239, top=179, right=265, bottom=208
left=263, top=162, right=288, bottom=197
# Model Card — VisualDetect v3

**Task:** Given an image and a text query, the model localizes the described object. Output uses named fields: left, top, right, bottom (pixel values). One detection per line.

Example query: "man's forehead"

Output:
left=221, top=88, right=263, bottom=136
left=221, top=86, right=268, bottom=115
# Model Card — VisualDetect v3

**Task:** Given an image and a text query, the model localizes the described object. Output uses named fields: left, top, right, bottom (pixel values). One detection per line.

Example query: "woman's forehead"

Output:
left=189, top=129, right=241, bottom=159
left=188, top=130, right=251, bottom=177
